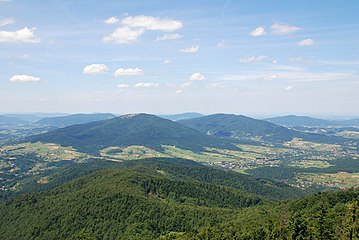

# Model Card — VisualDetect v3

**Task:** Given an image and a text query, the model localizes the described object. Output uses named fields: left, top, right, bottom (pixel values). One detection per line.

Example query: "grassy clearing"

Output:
left=296, top=172, right=359, bottom=189
left=283, top=138, right=341, bottom=151
left=335, top=131, right=359, bottom=139
left=0, top=142, right=87, bottom=162
left=288, top=160, right=333, bottom=168
left=236, top=144, right=294, bottom=155
left=100, top=146, right=167, bottom=160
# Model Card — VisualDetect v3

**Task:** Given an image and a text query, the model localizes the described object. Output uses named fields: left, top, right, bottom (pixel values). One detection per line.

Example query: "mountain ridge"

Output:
left=26, top=113, right=237, bottom=154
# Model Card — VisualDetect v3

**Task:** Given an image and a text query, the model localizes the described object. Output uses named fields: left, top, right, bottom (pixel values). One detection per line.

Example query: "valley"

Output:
left=0, top=112, right=358, bottom=239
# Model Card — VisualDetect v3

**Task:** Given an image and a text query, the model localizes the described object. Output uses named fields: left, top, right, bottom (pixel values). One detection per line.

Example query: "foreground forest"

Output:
left=0, top=158, right=358, bottom=240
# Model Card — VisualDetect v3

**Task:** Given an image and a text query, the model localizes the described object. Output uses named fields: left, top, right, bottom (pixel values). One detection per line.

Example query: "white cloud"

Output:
left=175, top=89, right=183, bottom=94
left=0, top=27, right=41, bottom=43
left=164, top=59, right=171, bottom=64
left=181, top=81, right=192, bottom=87
left=9, top=74, right=40, bottom=82
left=297, top=38, right=314, bottom=46
left=239, top=55, right=268, bottom=64
left=114, top=67, right=143, bottom=76
left=0, top=17, right=15, bottom=26
left=104, top=16, right=119, bottom=25
left=270, top=22, right=301, bottom=35
left=117, top=84, right=129, bottom=88
left=264, top=74, right=277, bottom=80
left=222, top=71, right=357, bottom=82
left=122, top=15, right=183, bottom=32
left=83, top=64, right=109, bottom=74
left=103, top=26, right=144, bottom=44
left=189, top=72, right=206, bottom=81
left=250, top=26, right=266, bottom=36
left=156, top=33, right=182, bottom=41
left=179, top=45, right=199, bottom=53
left=217, top=40, right=225, bottom=48
left=285, top=86, right=293, bottom=91
left=134, top=82, right=160, bottom=88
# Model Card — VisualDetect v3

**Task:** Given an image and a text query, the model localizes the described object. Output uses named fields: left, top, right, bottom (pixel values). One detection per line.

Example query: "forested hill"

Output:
left=0, top=159, right=357, bottom=240
left=0, top=166, right=266, bottom=240
left=26, top=114, right=236, bottom=154
left=177, top=113, right=309, bottom=142
left=165, top=188, right=359, bottom=240
left=178, top=113, right=347, bottom=144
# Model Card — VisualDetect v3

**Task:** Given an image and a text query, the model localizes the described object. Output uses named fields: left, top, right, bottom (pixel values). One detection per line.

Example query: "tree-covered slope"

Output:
left=27, top=114, right=236, bottom=154
left=0, top=167, right=265, bottom=240
left=178, top=113, right=346, bottom=144
left=0, top=160, right=357, bottom=240
left=11, top=158, right=303, bottom=201
left=162, top=188, right=359, bottom=240
left=35, top=113, right=116, bottom=127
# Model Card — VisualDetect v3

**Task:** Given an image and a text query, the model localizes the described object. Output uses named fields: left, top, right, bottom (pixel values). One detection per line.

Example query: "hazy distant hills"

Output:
left=178, top=114, right=305, bottom=142
left=159, top=112, right=204, bottom=121
left=177, top=113, right=348, bottom=144
left=265, top=115, right=359, bottom=127
left=0, top=115, right=28, bottom=129
left=27, top=113, right=236, bottom=154
left=35, top=113, right=116, bottom=127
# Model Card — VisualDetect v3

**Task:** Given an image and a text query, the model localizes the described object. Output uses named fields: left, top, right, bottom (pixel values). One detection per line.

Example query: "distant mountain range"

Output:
left=159, top=112, right=204, bottom=121
left=27, top=113, right=236, bottom=154
left=0, top=115, right=29, bottom=129
left=265, top=115, right=359, bottom=127
left=177, top=113, right=345, bottom=144
left=35, top=113, right=116, bottom=127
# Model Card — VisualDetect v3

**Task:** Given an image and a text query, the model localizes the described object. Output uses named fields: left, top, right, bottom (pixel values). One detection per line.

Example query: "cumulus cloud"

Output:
left=83, top=64, right=109, bottom=74
left=297, top=38, right=314, bottom=46
left=9, top=74, right=40, bottom=82
left=117, top=84, right=129, bottom=88
left=0, top=17, right=15, bottom=26
left=103, top=15, right=183, bottom=44
left=114, top=67, right=143, bottom=76
left=134, top=82, right=160, bottom=88
left=104, top=16, right=119, bottom=25
left=285, top=86, right=293, bottom=91
left=239, top=55, right=269, bottom=64
left=122, top=15, right=183, bottom=32
left=164, top=59, right=171, bottom=64
left=179, top=45, right=199, bottom=53
left=189, top=72, right=206, bottom=81
left=270, top=22, right=301, bottom=35
left=250, top=26, right=266, bottom=36
left=156, top=33, right=182, bottom=41
left=0, top=27, right=41, bottom=43
left=103, top=26, right=144, bottom=44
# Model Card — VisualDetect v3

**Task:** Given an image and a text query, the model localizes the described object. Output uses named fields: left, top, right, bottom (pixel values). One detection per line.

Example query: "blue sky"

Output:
left=1, top=0, right=358, bottom=116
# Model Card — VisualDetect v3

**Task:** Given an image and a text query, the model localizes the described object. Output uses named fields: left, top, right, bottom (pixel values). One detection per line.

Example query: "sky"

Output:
left=1, top=0, right=359, bottom=116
